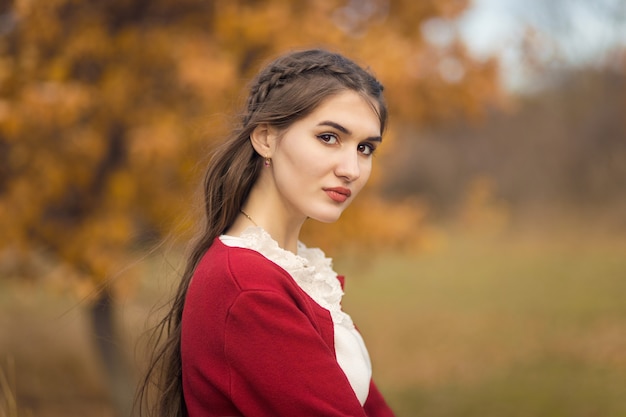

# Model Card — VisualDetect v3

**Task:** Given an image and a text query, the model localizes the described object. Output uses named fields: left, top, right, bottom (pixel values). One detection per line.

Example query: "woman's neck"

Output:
left=226, top=185, right=306, bottom=254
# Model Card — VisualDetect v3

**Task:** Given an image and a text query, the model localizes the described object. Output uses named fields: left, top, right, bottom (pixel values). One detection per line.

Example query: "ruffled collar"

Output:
left=220, top=227, right=354, bottom=329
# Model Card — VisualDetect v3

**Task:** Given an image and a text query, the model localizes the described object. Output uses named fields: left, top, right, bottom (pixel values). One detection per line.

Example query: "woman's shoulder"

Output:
left=195, top=237, right=295, bottom=293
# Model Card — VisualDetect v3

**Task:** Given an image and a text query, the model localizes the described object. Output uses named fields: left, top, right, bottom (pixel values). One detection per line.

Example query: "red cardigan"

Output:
left=181, top=238, right=395, bottom=417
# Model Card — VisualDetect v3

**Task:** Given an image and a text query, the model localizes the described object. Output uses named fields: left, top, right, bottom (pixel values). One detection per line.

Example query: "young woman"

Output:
left=140, top=49, right=395, bottom=417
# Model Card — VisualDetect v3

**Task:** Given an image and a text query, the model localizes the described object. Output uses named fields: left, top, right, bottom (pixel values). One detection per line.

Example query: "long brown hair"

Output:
left=137, top=48, right=387, bottom=417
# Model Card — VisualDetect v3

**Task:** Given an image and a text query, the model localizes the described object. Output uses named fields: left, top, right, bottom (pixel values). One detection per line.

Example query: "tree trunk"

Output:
left=90, top=288, right=135, bottom=417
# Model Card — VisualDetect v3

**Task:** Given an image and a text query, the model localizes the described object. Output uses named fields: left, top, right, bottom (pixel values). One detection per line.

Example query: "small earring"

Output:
left=264, top=156, right=271, bottom=167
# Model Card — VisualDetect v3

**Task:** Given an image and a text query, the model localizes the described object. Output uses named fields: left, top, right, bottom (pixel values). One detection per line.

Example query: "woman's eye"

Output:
left=317, top=133, right=338, bottom=144
left=358, top=143, right=376, bottom=156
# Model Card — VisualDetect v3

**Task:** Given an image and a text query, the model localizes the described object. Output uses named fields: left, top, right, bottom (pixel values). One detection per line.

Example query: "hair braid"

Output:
left=245, top=50, right=382, bottom=124
left=247, top=62, right=335, bottom=113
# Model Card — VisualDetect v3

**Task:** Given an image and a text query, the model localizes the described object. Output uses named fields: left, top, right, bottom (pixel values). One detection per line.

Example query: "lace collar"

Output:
left=220, top=227, right=354, bottom=329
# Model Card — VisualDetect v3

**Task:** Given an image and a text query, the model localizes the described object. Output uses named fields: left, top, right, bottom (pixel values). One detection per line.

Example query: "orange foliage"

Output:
left=0, top=0, right=502, bottom=284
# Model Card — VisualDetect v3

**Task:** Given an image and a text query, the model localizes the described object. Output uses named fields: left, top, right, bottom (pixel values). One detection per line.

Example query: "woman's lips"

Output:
left=324, top=187, right=351, bottom=203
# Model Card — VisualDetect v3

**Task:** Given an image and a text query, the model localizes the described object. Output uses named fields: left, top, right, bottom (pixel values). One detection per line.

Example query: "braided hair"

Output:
left=137, top=49, right=386, bottom=417
left=245, top=50, right=385, bottom=125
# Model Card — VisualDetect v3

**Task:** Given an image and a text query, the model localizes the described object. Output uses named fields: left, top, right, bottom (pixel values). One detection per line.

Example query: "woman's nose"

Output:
left=334, top=149, right=361, bottom=182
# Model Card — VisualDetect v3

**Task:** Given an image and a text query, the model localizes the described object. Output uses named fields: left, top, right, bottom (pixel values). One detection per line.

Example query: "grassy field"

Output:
left=341, top=229, right=626, bottom=417
left=1, top=226, right=626, bottom=416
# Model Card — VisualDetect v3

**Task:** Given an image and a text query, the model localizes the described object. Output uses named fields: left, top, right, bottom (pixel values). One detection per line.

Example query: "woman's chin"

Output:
left=307, top=210, right=346, bottom=224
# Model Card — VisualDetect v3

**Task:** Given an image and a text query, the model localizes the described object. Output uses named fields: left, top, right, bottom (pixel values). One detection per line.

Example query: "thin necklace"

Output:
left=240, top=209, right=258, bottom=226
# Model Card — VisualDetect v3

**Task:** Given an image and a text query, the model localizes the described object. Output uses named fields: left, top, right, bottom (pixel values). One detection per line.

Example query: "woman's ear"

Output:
left=250, top=123, right=278, bottom=157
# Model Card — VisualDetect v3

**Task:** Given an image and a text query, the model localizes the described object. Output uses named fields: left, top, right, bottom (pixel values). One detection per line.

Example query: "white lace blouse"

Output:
left=220, top=227, right=372, bottom=405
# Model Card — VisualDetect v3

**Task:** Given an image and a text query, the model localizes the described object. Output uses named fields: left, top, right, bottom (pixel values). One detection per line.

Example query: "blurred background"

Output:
left=1, top=0, right=625, bottom=416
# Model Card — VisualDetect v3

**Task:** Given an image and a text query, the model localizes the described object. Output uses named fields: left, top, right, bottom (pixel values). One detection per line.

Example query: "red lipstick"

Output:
left=324, top=187, right=351, bottom=203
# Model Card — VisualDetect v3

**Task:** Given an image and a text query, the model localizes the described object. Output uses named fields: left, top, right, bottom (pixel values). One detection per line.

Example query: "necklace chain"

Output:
left=240, top=209, right=258, bottom=226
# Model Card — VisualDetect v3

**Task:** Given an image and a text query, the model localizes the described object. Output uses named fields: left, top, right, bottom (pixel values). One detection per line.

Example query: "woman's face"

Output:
left=266, top=90, right=382, bottom=224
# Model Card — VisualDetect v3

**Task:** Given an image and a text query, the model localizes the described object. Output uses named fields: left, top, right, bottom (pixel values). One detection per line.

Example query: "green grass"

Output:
left=337, top=232, right=626, bottom=417
left=393, top=358, right=626, bottom=417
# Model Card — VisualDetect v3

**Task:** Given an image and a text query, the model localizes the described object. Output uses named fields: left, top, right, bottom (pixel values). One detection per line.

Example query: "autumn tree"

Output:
left=0, top=0, right=501, bottom=414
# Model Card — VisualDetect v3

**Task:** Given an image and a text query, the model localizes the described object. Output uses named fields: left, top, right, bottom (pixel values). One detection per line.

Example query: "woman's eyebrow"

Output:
left=318, top=120, right=351, bottom=134
left=317, top=120, right=382, bottom=142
